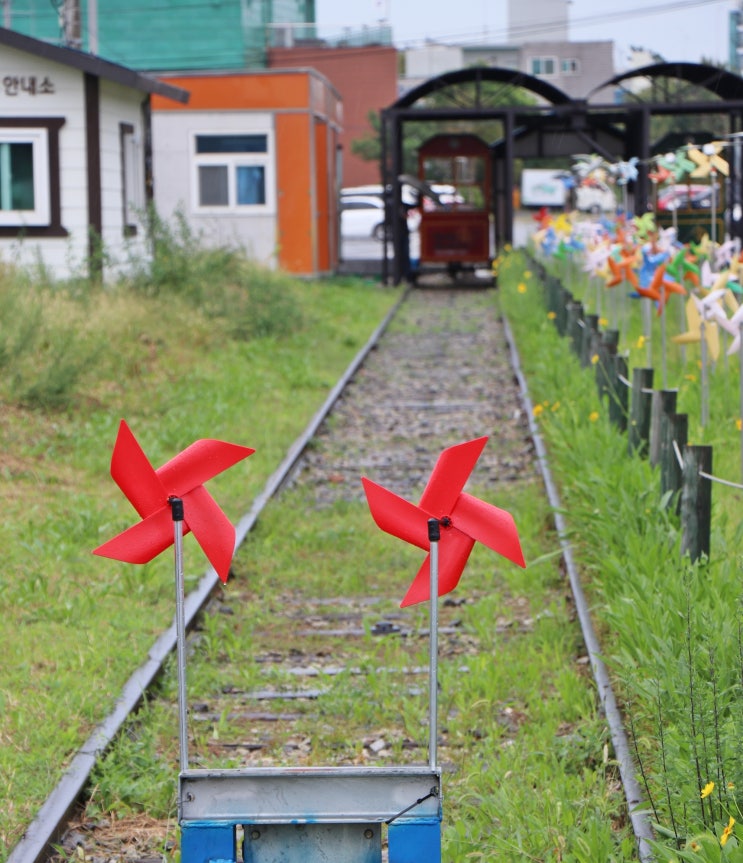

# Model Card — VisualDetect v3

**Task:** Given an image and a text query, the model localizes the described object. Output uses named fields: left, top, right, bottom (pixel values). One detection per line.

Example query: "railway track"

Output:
left=14, top=283, right=647, bottom=862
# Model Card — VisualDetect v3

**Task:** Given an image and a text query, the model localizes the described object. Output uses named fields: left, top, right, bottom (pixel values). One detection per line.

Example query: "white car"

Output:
left=340, top=195, right=387, bottom=240
left=575, top=182, right=616, bottom=214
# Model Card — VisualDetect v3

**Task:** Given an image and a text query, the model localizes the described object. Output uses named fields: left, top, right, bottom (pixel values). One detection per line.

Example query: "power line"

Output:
left=378, top=0, right=734, bottom=48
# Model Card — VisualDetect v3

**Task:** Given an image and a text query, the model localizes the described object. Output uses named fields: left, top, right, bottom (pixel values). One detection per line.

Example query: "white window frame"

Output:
left=0, top=127, right=50, bottom=226
left=121, top=123, right=144, bottom=234
left=190, top=130, right=275, bottom=215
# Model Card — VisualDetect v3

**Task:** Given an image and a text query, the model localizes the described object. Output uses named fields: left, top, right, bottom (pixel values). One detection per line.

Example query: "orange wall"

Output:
left=268, top=44, right=397, bottom=188
left=152, top=71, right=311, bottom=112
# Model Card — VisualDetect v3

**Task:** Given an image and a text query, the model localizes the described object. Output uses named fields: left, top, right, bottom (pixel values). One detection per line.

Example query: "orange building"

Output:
left=268, top=44, right=397, bottom=188
left=151, top=69, right=342, bottom=276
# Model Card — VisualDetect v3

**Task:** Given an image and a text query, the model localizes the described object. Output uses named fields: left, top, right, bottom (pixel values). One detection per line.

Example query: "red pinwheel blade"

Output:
left=452, top=492, right=526, bottom=568
left=110, top=420, right=168, bottom=519
left=400, top=528, right=474, bottom=607
left=182, top=484, right=236, bottom=584
left=418, top=436, right=488, bottom=515
left=361, top=477, right=430, bottom=550
left=93, top=506, right=184, bottom=564
left=158, top=440, right=255, bottom=496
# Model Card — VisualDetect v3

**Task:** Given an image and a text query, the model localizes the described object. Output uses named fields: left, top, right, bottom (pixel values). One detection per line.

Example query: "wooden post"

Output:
left=681, top=445, right=713, bottom=562
left=567, top=301, right=584, bottom=357
left=608, top=354, right=628, bottom=431
left=556, top=288, right=572, bottom=336
left=596, top=329, right=619, bottom=402
left=581, top=313, right=599, bottom=368
left=660, top=413, right=688, bottom=503
left=649, top=389, right=677, bottom=468
left=628, top=368, right=654, bottom=457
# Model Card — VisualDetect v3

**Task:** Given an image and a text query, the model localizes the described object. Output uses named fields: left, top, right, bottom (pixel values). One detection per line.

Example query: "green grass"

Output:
left=0, top=247, right=400, bottom=856
left=64, top=290, right=638, bottom=862
left=498, top=245, right=743, bottom=861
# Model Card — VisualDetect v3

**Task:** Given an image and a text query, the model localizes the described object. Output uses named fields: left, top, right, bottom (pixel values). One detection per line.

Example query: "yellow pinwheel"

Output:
left=688, top=142, right=729, bottom=178
left=672, top=294, right=721, bottom=362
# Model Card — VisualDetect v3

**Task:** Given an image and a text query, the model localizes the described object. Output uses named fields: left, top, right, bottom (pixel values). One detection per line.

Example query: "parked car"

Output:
left=575, top=180, right=616, bottom=213
left=657, top=183, right=717, bottom=211
left=340, top=195, right=387, bottom=240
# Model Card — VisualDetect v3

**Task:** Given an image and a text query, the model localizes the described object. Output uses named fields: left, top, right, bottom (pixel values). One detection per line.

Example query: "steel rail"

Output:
left=7, top=289, right=409, bottom=863
left=501, top=312, right=655, bottom=862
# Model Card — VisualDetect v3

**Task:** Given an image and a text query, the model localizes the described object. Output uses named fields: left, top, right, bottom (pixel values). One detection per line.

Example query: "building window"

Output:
left=0, top=118, right=65, bottom=237
left=561, top=58, right=581, bottom=75
left=192, top=132, right=273, bottom=212
left=0, top=127, right=50, bottom=226
left=120, top=122, right=144, bottom=236
left=530, top=56, right=557, bottom=77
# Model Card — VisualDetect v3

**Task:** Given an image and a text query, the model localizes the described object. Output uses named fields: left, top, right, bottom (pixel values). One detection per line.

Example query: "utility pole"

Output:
left=61, top=0, right=81, bottom=49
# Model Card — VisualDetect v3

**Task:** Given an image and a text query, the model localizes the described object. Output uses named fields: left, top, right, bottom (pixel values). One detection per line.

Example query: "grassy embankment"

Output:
left=499, top=245, right=743, bottom=862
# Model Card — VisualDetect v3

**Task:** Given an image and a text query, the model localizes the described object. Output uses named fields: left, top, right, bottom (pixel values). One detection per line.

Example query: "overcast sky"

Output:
left=314, top=0, right=737, bottom=70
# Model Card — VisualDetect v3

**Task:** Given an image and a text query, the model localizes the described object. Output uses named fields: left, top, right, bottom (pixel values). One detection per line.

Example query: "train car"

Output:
left=416, top=133, right=492, bottom=274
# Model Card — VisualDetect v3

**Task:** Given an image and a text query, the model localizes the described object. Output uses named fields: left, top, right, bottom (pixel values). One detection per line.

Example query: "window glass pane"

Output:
left=236, top=165, right=266, bottom=204
left=196, top=134, right=268, bottom=154
left=0, top=142, right=35, bottom=210
left=199, top=165, right=229, bottom=205
left=544, top=58, right=555, bottom=75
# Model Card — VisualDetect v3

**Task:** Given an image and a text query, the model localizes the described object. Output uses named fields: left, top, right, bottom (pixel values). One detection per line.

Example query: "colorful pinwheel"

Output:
left=606, top=247, right=639, bottom=289
left=94, top=420, right=254, bottom=582
left=672, top=293, right=722, bottom=362
left=362, top=437, right=525, bottom=607
left=688, top=142, right=729, bottom=179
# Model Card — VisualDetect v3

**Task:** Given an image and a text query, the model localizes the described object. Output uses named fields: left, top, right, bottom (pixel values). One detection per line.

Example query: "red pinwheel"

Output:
left=362, top=436, right=525, bottom=607
left=94, top=420, right=254, bottom=582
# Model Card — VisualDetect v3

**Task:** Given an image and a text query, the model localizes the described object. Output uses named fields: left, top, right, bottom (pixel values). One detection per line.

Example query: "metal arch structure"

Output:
left=381, top=62, right=743, bottom=285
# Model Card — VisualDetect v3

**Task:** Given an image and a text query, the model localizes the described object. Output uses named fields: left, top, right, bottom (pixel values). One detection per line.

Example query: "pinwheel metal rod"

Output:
left=739, top=323, right=743, bottom=485
left=169, top=496, right=189, bottom=773
left=428, top=517, right=440, bottom=772
left=701, top=321, right=709, bottom=428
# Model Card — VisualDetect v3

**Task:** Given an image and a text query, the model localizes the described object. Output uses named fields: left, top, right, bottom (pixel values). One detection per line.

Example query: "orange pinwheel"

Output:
left=649, top=263, right=685, bottom=315
left=606, top=249, right=639, bottom=289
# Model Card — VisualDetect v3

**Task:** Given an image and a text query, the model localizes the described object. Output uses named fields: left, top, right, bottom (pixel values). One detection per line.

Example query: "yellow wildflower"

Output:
left=589, top=411, right=599, bottom=422
left=701, top=781, right=715, bottom=799
left=737, top=419, right=742, bottom=432
left=517, top=282, right=527, bottom=294
left=599, top=317, right=608, bottom=327
left=684, top=374, right=697, bottom=383
left=551, top=401, right=560, bottom=412
left=533, top=404, right=544, bottom=418
left=729, top=782, right=736, bottom=790
left=524, top=270, right=532, bottom=278
left=591, top=354, right=599, bottom=365
left=547, top=311, right=556, bottom=320
left=721, top=816, right=735, bottom=847
left=636, top=335, right=645, bottom=349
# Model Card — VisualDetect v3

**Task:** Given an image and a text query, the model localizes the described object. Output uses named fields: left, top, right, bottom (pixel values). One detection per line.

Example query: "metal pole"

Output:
left=427, top=518, right=440, bottom=772
left=169, top=496, right=189, bottom=773
left=700, top=320, right=708, bottom=428
left=739, top=322, right=743, bottom=484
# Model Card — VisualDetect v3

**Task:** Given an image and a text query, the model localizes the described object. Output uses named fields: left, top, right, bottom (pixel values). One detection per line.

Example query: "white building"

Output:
left=0, top=27, right=187, bottom=280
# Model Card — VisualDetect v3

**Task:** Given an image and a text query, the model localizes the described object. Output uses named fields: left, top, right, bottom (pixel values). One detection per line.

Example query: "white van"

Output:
left=575, top=181, right=616, bottom=213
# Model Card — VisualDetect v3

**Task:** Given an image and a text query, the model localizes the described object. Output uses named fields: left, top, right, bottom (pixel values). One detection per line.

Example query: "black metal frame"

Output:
left=381, top=62, right=743, bottom=284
